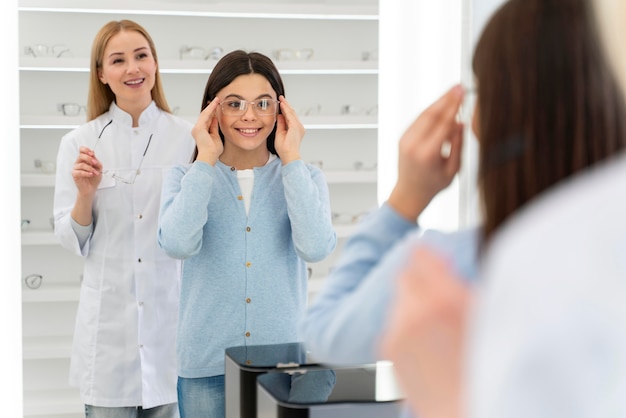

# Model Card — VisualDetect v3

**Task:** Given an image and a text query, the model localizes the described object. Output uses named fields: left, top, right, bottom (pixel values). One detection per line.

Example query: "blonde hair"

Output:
left=87, top=20, right=170, bottom=121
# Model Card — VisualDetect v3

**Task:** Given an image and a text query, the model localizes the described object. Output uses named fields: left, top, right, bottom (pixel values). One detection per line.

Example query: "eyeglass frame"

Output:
left=24, top=273, right=43, bottom=290
left=458, top=85, right=477, bottom=126
left=219, top=98, right=280, bottom=117
left=179, top=45, right=224, bottom=61
left=24, top=43, right=72, bottom=58
left=273, top=48, right=314, bottom=61
left=92, top=120, right=153, bottom=185
left=58, top=102, right=87, bottom=116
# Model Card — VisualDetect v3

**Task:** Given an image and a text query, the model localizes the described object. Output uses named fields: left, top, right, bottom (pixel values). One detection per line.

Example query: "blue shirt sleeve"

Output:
left=301, top=203, right=480, bottom=365
left=301, top=202, right=419, bottom=364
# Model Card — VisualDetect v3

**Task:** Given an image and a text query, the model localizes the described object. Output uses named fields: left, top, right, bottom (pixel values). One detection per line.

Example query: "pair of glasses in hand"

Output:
left=92, top=120, right=153, bottom=185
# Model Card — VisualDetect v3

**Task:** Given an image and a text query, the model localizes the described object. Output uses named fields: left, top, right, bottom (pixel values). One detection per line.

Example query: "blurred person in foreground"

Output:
left=381, top=1, right=626, bottom=418
left=303, top=0, right=626, bottom=373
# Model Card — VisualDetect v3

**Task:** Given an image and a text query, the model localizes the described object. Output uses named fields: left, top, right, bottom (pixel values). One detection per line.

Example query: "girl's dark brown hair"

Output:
left=191, top=50, right=285, bottom=161
left=473, top=0, right=626, bottom=245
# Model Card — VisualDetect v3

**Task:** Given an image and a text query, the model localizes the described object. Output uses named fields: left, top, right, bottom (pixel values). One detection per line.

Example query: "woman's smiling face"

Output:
left=97, top=29, right=157, bottom=112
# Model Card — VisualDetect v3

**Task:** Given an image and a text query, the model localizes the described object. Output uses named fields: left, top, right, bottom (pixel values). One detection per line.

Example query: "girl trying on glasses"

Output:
left=158, top=50, right=337, bottom=418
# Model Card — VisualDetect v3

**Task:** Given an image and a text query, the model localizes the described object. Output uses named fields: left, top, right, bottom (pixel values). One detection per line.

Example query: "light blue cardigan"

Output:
left=301, top=203, right=479, bottom=365
left=158, top=158, right=336, bottom=378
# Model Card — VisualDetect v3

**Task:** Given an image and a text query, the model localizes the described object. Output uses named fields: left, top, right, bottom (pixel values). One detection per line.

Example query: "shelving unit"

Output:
left=19, top=0, right=378, bottom=415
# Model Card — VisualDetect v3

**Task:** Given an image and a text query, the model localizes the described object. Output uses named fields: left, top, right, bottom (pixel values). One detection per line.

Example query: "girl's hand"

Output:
left=380, top=247, right=470, bottom=418
left=72, top=146, right=102, bottom=198
left=192, top=98, right=223, bottom=165
left=274, top=96, right=304, bottom=164
left=389, top=85, right=465, bottom=221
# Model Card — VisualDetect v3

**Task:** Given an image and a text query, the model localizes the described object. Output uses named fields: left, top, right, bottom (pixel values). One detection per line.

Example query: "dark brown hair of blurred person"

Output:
left=473, top=0, right=626, bottom=244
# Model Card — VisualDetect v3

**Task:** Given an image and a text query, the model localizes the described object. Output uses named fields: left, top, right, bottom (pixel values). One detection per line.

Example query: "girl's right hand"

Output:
left=192, top=98, right=223, bottom=165
left=72, top=146, right=102, bottom=197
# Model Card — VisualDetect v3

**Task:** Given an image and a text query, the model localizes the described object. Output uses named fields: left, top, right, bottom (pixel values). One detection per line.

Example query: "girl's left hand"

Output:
left=274, top=96, right=304, bottom=164
left=380, top=247, right=471, bottom=418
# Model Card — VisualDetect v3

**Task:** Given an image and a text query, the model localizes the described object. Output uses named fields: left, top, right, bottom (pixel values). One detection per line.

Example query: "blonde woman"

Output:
left=53, top=20, right=194, bottom=417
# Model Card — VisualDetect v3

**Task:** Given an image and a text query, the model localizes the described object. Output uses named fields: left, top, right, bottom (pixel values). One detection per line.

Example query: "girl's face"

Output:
left=98, top=30, right=156, bottom=112
left=215, top=73, right=278, bottom=155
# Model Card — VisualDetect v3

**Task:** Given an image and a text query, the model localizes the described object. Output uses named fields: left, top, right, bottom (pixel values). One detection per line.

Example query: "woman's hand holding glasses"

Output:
left=73, top=145, right=103, bottom=198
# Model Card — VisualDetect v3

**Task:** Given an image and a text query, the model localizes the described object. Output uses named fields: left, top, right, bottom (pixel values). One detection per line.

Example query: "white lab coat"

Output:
left=53, top=102, right=195, bottom=408
left=469, top=151, right=626, bottom=418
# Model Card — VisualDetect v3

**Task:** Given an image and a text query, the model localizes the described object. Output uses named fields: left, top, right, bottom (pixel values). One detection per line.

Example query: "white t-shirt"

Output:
left=236, top=153, right=278, bottom=215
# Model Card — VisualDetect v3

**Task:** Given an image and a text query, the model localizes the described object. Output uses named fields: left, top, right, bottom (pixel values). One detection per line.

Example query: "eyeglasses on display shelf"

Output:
left=57, top=103, right=87, bottom=117
left=331, top=211, right=369, bottom=225
left=179, top=45, right=224, bottom=61
left=220, top=99, right=279, bottom=117
left=273, top=48, right=314, bottom=61
left=24, top=274, right=43, bottom=290
left=34, top=158, right=56, bottom=174
left=24, top=43, right=72, bottom=58
left=302, top=104, right=322, bottom=116
left=361, top=49, right=379, bottom=61
left=308, top=160, right=324, bottom=169
left=340, top=104, right=378, bottom=116
left=93, top=120, right=153, bottom=185
left=352, top=161, right=377, bottom=171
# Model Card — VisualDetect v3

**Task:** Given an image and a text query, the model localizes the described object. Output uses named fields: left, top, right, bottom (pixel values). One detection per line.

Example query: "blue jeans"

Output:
left=178, top=375, right=225, bottom=418
left=85, top=403, right=179, bottom=418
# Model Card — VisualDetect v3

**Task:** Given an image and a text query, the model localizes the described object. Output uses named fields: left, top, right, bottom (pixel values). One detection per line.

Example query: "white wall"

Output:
left=458, top=0, right=506, bottom=227
left=2, top=0, right=24, bottom=415
left=378, top=0, right=506, bottom=231
left=378, top=0, right=463, bottom=231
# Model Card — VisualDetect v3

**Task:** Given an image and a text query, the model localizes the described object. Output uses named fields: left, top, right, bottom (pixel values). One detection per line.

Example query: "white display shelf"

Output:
left=22, top=173, right=56, bottom=187
left=325, top=170, right=376, bottom=183
left=22, top=283, right=80, bottom=303
left=19, top=171, right=374, bottom=192
left=23, top=335, right=73, bottom=359
left=19, top=57, right=378, bottom=75
left=23, top=388, right=82, bottom=417
left=333, top=224, right=357, bottom=238
left=18, top=0, right=378, bottom=20
left=20, top=115, right=378, bottom=130
left=21, top=230, right=57, bottom=245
